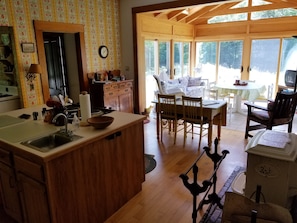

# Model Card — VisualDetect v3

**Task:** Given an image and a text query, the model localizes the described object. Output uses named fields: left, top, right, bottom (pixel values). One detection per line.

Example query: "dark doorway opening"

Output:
left=43, top=32, right=69, bottom=98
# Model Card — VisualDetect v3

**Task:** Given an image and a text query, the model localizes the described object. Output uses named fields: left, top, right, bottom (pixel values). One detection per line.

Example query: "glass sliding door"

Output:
left=279, top=37, right=297, bottom=86
left=145, top=40, right=171, bottom=107
left=195, top=42, right=217, bottom=81
left=218, top=40, right=243, bottom=84
left=249, top=39, right=280, bottom=96
left=159, top=41, right=170, bottom=81
left=145, top=40, right=158, bottom=107
left=174, top=42, right=190, bottom=78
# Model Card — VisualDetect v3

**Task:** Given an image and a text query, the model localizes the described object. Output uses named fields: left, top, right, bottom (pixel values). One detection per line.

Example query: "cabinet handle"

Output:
left=105, top=131, right=122, bottom=140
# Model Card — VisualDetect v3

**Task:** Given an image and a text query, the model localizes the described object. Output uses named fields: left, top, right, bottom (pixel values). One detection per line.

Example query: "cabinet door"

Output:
left=17, top=173, right=50, bottom=223
left=118, top=89, right=133, bottom=113
left=104, top=91, right=118, bottom=110
left=0, top=162, right=22, bottom=222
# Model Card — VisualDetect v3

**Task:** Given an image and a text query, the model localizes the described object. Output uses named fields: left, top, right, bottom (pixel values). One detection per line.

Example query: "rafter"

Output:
left=196, top=2, right=297, bottom=20
left=143, top=0, right=297, bottom=26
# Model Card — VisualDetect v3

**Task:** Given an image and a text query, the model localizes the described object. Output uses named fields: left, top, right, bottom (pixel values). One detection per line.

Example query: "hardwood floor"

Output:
left=105, top=112, right=249, bottom=223
left=1, top=107, right=296, bottom=223
left=105, top=109, right=297, bottom=223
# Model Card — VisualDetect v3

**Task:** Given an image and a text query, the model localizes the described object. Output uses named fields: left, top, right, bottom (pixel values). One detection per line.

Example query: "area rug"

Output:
left=199, top=166, right=246, bottom=223
left=145, top=154, right=157, bottom=174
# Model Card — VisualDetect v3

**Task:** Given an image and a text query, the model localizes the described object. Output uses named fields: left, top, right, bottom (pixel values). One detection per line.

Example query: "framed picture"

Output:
left=21, top=42, right=35, bottom=53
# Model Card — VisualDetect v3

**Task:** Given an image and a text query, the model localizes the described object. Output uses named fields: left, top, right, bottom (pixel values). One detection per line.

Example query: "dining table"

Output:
left=216, top=82, right=266, bottom=113
left=153, top=99, right=227, bottom=147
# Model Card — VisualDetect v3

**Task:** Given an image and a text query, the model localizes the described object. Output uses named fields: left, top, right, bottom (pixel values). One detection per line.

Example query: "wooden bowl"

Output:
left=87, top=116, right=114, bottom=129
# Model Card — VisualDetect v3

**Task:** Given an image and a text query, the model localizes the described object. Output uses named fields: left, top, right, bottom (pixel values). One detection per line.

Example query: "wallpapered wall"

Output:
left=0, top=0, right=121, bottom=107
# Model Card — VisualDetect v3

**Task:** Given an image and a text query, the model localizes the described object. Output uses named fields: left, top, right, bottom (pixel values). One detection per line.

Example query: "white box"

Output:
left=245, top=130, right=297, bottom=208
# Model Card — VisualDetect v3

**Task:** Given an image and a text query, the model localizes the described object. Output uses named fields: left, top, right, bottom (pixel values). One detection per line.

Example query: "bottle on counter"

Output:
left=72, top=113, right=80, bottom=131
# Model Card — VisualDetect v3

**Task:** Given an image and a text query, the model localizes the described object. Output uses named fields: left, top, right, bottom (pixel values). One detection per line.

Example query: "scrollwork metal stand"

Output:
left=179, top=138, right=229, bottom=223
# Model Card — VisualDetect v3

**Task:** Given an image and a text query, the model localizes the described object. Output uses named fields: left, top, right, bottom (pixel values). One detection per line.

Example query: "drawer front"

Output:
left=119, top=81, right=132, bottom=89
left=14, top=156, right=44, bottom=182
left=119, top=88, right=132, bottom=95
left=0, top=147, right=11, bottom=166
left=104, top=90, right=118, bottom=97
left=104, top=83, right=118, bottom=92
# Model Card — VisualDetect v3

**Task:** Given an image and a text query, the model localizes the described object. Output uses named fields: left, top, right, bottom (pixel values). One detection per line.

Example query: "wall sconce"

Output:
left=26, top=63, right=42, bottom=90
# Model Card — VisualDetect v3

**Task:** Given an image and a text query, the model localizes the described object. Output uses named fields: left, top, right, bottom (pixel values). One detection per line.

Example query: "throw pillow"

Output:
left=188, top=77, right=202, bottom=87
left=160, top=80, right=167, bottom=94
left=178, top=76, right=189, bottom=89
left=167, top=79, right=179, bottom=86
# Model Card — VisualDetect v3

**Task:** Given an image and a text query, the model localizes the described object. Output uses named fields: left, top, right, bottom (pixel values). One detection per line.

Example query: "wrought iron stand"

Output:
left=179, top=138, right=229, bottom=223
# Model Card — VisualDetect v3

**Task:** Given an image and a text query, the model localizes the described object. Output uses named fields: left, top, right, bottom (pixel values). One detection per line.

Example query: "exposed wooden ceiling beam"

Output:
left=197, top=2, right=297, bottom=19
left=143, top=0, right=297, bottom=26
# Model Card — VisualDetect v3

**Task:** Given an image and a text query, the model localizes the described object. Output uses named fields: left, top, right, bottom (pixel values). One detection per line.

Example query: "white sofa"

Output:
left=155, top=76, right=208, bottom=97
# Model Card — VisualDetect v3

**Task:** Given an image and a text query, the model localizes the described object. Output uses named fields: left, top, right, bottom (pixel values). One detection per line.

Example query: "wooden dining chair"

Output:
left=182, top=96, right=209, bottom=150
left=245, top=92, right=297, bottom=138
left=157, top=94, right=183, bottom=144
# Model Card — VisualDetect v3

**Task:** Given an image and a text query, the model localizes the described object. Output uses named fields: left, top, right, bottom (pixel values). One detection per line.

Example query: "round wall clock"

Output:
left=98, top=45, right=108, bottom=59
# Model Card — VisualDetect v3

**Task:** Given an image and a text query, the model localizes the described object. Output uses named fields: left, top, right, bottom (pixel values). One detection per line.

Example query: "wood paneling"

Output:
left=46, top=122, right=144, bottom=223
left=140, top=15, right=194, bottom=39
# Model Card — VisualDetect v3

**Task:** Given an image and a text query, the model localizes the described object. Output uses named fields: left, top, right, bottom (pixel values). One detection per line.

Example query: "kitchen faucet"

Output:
left=52, top=113, right=70, bottom=135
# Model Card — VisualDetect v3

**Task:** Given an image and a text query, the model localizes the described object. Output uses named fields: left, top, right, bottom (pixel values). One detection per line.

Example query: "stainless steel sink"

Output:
left=21, top=131, right=82, bottom=152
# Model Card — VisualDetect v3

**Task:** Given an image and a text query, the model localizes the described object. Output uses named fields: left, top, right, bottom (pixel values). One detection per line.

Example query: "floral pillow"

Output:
left=178, top=76, right=189, bottom=89
left=188, top=77, right=202, bottom=87
left=167, top=79, right=180, bottom=86
left=160, top=80, right=167, bottom=93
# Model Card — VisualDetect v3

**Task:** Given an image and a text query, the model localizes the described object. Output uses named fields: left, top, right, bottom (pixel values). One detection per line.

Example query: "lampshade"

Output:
left=28, top=64, right=42, bottom=74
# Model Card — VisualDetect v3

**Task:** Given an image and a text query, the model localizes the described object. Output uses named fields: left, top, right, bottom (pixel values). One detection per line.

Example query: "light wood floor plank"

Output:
left=105, top=113, right=249, bottom=223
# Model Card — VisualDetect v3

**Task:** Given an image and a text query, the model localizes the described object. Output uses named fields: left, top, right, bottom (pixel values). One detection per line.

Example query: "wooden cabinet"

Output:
left=14, top=156, right=50, bottom=223
left=0, top=147, right=22, bottom=222
left=46, top=121, right=144, bottom=222
left=90, top=80, right=133, bottom=113
left=0, top=115, right=144, bottom=223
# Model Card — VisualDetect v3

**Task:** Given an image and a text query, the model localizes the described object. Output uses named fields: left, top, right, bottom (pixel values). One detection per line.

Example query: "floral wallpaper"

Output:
left=0, top=0, right=120, bottom=107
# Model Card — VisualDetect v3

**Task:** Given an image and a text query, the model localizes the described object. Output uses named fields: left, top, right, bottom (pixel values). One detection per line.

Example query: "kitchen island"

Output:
left=0, top=106, right=146, bottom=223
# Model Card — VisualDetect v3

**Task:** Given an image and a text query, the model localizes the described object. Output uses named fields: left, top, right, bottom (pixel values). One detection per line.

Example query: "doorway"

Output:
left=43, top=32, right=68, bottom=98
left=34, top=20, right=88, bottom=103
left=43, top=32, right=81, bottom=103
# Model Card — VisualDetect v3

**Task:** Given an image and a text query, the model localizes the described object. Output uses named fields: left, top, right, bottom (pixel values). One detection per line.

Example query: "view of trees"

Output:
left=145, top=0, right=297, bottom=106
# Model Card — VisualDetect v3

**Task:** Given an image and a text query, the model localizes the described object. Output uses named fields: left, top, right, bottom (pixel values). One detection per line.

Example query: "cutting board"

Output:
left=0, top=115, right=24, bottom=128
left=0, top=121, right=57, bottom=143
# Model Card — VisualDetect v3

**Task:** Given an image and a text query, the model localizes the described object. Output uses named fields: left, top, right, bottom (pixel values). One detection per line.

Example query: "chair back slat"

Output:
left=158, top=94, right=177, bottom=120
left=272, top=92, right=297, bottom=120
left=182, top=96, right=203, bottom=123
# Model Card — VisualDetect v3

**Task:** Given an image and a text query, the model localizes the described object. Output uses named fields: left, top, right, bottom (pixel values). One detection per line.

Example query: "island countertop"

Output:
left=0, top=105, right=146, bottom=162
left=0, top=105, right=146, bottom=223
